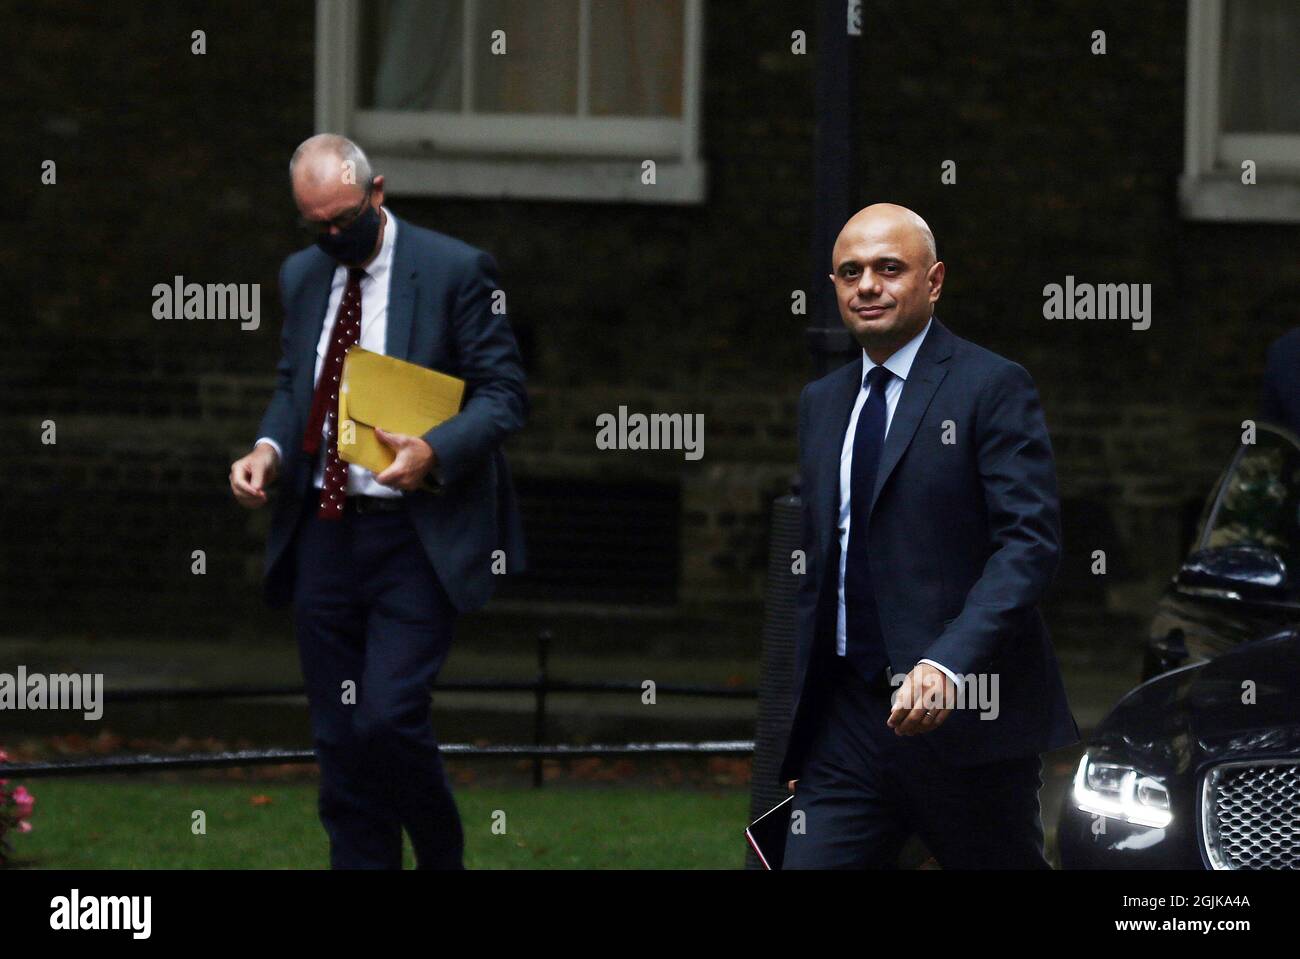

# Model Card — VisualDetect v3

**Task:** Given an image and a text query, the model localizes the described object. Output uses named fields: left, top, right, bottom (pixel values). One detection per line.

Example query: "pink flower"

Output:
left=0, top=749, right=9, bottom=762
left=12, top=787, right=33, bottom=817
left=17, top=821, right=32, bottom=833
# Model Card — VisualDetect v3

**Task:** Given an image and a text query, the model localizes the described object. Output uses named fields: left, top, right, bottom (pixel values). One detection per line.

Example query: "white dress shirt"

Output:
left=256, top=207, right=403, bottom=498
left=834, top=316, right=960, bottom=687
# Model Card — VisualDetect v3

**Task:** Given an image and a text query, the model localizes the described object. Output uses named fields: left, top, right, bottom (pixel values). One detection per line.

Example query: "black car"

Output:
left=1142, top=423, right=1300, bottom=680
left=1058, top=628, right=1300, bottom=868
left=1059, top=422, right=1300, bottom=869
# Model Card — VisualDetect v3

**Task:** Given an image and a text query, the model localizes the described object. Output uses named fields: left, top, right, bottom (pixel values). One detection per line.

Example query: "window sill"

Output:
left=374, top=153, right=707, bottom=205
left=1179, top=173, right=1300, bottom=223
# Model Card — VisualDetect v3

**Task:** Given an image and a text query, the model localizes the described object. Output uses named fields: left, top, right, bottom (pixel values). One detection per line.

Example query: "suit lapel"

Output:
left=813, top=356, right=865, bottom=543
left=384, top=213, right=419, bottom=361
left=867, top=318, right=955, bottom=518
left=294, top=253, right=337, bottom=410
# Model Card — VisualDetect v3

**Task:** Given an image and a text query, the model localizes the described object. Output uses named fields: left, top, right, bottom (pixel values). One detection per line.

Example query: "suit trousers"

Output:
left=783, top=655, right=1050, bottom=869
left=291, top=494, right=464, bottom=869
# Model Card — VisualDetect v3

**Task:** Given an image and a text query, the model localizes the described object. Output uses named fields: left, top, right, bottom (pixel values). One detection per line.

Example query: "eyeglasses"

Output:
left=297, top=182, right=373, bottom=234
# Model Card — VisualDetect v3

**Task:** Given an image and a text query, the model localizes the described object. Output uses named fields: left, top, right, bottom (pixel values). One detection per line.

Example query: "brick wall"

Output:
left=5, top=1, right=1297, bottom=640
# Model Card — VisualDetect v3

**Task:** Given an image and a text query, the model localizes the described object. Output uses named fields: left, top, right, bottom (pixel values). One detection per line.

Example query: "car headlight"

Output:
left=1072, top=753, right=1172, bottom=828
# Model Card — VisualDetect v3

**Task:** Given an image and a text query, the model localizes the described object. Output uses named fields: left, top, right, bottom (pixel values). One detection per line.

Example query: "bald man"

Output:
left=779, top=204, right=1078, bottom=869
left=230, top=134, right=527, bottom=869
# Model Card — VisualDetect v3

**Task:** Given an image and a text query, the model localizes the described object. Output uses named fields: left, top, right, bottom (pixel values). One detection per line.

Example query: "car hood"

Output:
left=1090, top=629, right=1300, bottom=776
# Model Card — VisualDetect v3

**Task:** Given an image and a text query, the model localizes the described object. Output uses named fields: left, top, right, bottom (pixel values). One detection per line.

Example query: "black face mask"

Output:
left=316, top=204, right=381, bottom=264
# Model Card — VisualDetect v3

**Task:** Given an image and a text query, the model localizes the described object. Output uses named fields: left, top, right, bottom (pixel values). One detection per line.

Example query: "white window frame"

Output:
left=1181, top=0, right=1300, bottom=222
left=315, top=0, right=706, bottom=204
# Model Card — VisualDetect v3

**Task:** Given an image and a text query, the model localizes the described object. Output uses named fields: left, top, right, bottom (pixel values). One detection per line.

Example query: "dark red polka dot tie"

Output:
left=300, top=266, right=366, bottom=520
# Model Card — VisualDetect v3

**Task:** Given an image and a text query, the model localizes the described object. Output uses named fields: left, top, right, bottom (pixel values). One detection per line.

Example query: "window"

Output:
left=316, top=0, right=706, bottom=203
left=1182, top=0, right=1300, bottom=222
left=503, top=476, right=681, bottom=605
left=1200, top=427, right=1300, bottom=593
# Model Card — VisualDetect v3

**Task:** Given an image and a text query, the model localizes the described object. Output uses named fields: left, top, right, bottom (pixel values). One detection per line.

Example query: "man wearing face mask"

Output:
left=229, top=134, right=527, bottom=869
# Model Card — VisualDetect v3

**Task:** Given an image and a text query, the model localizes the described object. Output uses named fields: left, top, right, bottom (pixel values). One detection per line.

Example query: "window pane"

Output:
left=357, top=0, right=685, bottom=119
left=590, top=0, right=684, bottom=117
left=360, top=0, right=464, bottom=111
left=1220, top=0, right=1300, bottom=133
left=474, top=0, right=579, bottom=114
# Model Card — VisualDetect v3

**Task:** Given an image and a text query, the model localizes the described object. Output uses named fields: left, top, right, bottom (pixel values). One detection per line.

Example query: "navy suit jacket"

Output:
left=254, top=213, right=528, bottom=614
left=1261, top=327, right=1300, bottom=437
left=779, top=317, right=1079, bottom=781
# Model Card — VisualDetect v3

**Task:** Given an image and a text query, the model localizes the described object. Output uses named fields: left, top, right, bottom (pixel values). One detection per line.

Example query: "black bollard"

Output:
left=745, top=483, right=803, bottom=868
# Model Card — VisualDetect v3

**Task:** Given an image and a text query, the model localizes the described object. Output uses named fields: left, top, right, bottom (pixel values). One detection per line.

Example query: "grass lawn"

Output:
left=7, top=778, right=750, bottom=870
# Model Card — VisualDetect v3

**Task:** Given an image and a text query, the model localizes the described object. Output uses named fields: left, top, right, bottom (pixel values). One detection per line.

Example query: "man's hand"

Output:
left=231, top=442, right=279, bottom=508
left=787, top=779, right=798, bottom=794
left=373, top=428, right=436, bottom=491
left=888, top=662, right=956, bottom=736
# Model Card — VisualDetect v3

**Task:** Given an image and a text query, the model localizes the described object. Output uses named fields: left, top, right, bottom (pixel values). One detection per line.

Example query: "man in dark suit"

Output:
left=780, top=203, right=1078, bottom=869
left=229, top=134, right=527, bottom=869
left=1261, top=327, right=1300, bottom=437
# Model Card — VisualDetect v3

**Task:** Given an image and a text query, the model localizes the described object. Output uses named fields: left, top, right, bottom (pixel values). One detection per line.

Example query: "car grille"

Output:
left=1201, top=761, right=1300, bottom=869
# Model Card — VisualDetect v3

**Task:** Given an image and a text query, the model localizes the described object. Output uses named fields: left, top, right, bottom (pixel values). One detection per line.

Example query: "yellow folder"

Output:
left=336, top=346, right=465, bottom=474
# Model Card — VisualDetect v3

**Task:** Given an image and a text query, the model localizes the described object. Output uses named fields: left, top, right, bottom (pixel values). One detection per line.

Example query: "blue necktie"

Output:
left=844, top=364, right=893, bottom=682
